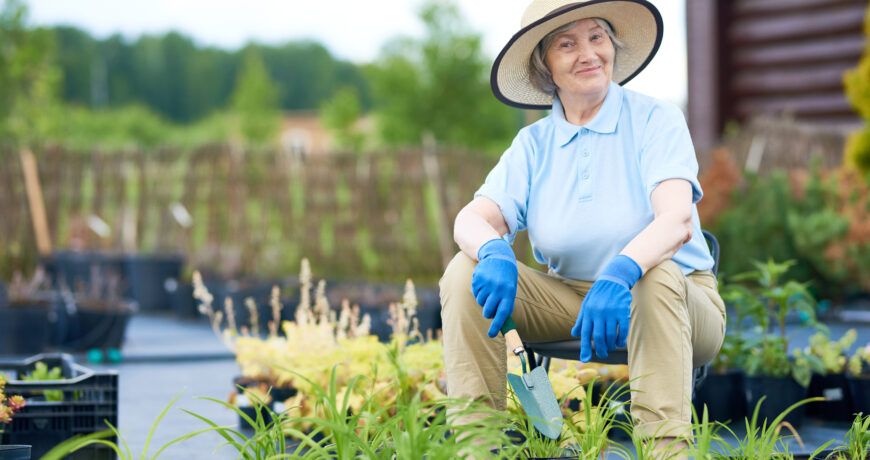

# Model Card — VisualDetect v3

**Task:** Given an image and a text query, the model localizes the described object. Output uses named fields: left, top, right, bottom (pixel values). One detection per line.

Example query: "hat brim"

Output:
left=491, top=0, right=663, bottom=110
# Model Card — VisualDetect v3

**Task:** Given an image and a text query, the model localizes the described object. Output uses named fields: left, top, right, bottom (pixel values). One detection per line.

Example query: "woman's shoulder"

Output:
left=621, top=86, right=683, bottom=118
left=512, top=115, right=554, bottom=148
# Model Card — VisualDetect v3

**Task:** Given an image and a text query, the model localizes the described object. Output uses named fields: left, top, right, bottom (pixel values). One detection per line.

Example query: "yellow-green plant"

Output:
left=843, top=1, right=870, bottom=173
left=21, top=360, right=64, bottom=402
left=849, top=343, right=870, bottom=377
left=807, top=329, right=858, bottom=374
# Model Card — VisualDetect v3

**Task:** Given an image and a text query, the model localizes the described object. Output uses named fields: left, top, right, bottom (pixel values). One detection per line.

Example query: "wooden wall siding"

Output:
left=687, top=0, right=864, bottom=156
left=0, top=148, right=539, bottom=283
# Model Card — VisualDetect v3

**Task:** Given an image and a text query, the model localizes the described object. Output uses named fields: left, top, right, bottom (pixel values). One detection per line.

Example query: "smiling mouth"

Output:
left=576, top=66, right=601, bottom=74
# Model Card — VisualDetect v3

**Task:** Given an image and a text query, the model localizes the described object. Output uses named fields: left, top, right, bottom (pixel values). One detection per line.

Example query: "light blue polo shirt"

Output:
left=475, top=81, right=715, bottom=281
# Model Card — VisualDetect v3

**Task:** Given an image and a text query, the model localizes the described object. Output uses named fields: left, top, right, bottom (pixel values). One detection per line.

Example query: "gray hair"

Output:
left=528, top=18, right=626, bottom=95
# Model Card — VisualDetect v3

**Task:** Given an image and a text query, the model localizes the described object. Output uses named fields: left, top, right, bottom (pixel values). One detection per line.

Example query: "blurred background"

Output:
left=0, top=0, right=869, bottom=456
left=0, top=0, right=867, bottom=340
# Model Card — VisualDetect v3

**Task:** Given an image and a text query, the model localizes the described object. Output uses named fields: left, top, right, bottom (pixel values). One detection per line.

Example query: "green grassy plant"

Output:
left=562, top=379, right=633, bottom=459
left=826, top=412, right=870, bottom=459
left=717, top=396, right=831, bottom=459
left=40, top=391, right=220, bottom=460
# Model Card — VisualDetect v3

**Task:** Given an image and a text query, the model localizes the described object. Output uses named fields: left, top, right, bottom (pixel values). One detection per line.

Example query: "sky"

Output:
left=25, top=0, right=688, bottom=107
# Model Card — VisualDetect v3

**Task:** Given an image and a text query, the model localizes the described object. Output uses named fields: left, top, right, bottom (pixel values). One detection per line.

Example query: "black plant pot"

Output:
left=47, top=251, right=125, bottom=293
left=239, top=403, right=274, bottom=428
left=232, top=375, right=298, bottom=401
left=847, top=375, right=870, bottom=417
left=0, top=445, right=31, bottom=460
left=60, top=299, right=135, bottom=351
left=807, top=373, right=853, bottom=421
left=591, top=381, right=632, bottom=441
left=693, top=370, right=746, bottom=423
left=123, top=254, right=183, bottom=311
left=165, top=280, right=199, bottom=319
left=0, top=296, right=57, bottom=356
left=744, top=375, right=809, bottom=427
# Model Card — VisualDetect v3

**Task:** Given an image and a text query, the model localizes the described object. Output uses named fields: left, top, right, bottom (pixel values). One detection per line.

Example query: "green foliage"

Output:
left=320, top=86, right=364, bottom=152
left=0, top=0, right=64, bottom=147
left=367, top=0, right=519, bottom=154
left=843, top=2, right=870, bottom=174
left=829, top=412, right=870, bottom=460
left=39, top=391, right=219, bottom=460
left=230, top=49, right=280, bottom=145
left=724, top=259, right=827, bottom=387
left=21, top=361, right=63, bottom=402
left=717, top=396, right=831, bottom=459
left=848, top=344, right=870, bottom=377
left=806, top=328, right=857, bottom=375
left=50, top=27, right=369, bottom=122
left=710, top=164, right=870, bottom=301
left=711, top=171, right=809, bottom=284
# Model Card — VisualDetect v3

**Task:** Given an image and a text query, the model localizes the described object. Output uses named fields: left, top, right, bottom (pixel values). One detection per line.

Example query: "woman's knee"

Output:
left=635, top=260, right=686, bottom=297
left=439, top=252, right=477, bottom=313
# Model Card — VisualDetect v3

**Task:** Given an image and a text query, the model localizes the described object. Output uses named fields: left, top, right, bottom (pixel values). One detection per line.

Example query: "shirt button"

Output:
left=583, top=151, right=590, bottom=158
left=582, top=173, right=590, bottom=180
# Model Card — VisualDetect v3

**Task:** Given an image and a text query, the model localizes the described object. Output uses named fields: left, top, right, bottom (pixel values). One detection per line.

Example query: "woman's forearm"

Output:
left=454, top=207, right=503, bottom=261
left=620, top=211, right=692, bottom=275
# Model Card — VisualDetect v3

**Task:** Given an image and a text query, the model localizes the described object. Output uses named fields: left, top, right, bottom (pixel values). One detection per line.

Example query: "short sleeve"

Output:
left=638, top=103, right=703, bottom=204
left=474, top=133, right=533, bottom=243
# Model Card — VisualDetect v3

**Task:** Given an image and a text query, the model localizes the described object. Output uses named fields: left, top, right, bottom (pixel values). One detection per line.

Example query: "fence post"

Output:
left=20, top=149, right=52, bottom=255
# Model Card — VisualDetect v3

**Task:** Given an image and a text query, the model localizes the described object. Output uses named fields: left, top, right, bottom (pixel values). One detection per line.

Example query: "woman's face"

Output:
left=544, top=19, right=615, bottom=99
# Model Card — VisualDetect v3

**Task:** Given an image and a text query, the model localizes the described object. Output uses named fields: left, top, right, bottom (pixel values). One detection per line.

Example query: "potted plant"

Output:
left=805, top=329, right=857, bottom=421
left=847, top=342, right=870, bottom=416
left=693, top=275, right=765, bottom=424
left=123, top=252, right=183, bottom=312
left=0, top=374, right=29, bottom=460
left=732, top=259, right=826, bottom=427
left=0, top=269, right=61, bottom=355
left=60, top=268, right=136, bottom=354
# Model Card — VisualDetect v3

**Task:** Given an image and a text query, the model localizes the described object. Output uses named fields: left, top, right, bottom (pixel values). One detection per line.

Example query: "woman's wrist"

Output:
left=598, top=255, right=642, bottom=289
left=477, top=238, right=516, bottom=264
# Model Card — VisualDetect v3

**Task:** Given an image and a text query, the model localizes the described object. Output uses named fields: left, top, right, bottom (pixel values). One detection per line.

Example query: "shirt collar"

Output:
left=551, top=81, right=623, bottom=147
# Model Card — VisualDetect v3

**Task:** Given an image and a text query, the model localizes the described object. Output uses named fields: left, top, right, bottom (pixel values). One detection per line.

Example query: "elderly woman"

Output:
left=439, top=0, right=726, bottom=453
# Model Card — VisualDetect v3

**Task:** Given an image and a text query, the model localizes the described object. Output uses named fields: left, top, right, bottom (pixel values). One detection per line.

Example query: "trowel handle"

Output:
left=501, top=317, right=525, bottom=355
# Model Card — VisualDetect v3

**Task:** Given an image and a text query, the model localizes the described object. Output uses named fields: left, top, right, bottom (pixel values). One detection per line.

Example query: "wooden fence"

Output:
left=0, top=146, right=539, bottom=283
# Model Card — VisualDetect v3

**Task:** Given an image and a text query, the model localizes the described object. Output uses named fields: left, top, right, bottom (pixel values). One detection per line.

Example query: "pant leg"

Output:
left=627, top=260, right=726, bottom=439
left=439, top=251, right=587, bottom=425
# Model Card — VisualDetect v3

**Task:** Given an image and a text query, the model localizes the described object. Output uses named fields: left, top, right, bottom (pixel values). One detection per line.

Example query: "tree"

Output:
left=0, top=0, right=63, bottom=147
left=843, top=2, right=870, bottom=174
left=320, top=86, right=364, bottom=152
left=230, top=49, right=280, bottom=145
left=367, top=0, right=520, bottom=154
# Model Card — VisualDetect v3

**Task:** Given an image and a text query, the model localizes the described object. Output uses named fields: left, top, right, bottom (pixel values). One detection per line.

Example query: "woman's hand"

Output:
left=472, top=238, right=518, bottom=338
left=572, top=255, right=642, bottom=362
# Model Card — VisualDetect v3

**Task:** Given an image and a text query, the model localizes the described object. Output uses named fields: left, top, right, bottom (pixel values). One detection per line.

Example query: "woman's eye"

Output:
left=591, top=34, right=602, bottom=41
left=558, top=41, right=573, bottom=48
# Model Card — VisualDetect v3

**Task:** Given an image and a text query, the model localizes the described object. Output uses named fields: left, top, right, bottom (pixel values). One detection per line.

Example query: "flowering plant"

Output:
left=0, top=374, right=26, bottom=438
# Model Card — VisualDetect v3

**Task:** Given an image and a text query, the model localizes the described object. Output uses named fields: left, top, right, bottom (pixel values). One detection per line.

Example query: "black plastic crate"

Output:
left=0, top=353, right=117, bottom=460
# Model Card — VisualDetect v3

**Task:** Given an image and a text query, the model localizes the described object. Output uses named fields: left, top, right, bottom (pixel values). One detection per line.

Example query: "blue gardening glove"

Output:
left=571, top=255, right=642, bottom=362
left=471, top=238, right=518, bottom=338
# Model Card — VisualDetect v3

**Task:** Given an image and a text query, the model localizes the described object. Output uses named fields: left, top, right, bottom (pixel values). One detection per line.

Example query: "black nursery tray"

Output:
left=0, top=352, right=118, bottom=460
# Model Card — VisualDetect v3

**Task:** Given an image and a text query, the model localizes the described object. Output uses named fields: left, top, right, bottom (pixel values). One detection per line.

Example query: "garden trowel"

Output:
left=501, top=316, right=563, bottom=439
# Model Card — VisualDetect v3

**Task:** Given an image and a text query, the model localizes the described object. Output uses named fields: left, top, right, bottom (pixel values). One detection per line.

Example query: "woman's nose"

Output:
left=575, top=42, right=595, bottom=62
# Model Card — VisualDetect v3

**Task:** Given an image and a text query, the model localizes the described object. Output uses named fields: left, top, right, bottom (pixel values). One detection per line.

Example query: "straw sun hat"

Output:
left=491, top=0, right=663, bottom=109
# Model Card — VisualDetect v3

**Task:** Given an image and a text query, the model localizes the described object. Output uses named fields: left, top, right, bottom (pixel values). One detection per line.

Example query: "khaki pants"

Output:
left=439, top=251, right=726, bottom=439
